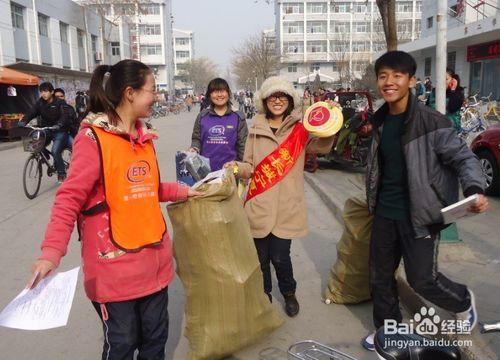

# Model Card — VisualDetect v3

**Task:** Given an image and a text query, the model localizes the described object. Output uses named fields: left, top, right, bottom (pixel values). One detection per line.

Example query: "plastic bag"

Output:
left=175, top=151, right=211, bottom=186
left=167, top=171, right=283, bottom=360
left=324, top=196, right=373, bottom=304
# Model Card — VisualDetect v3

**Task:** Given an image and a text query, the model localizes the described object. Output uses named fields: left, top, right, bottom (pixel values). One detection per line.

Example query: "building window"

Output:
left=115, top=4, right=135, bottom=15
left=331, top=2, right=349, bottom=13
left=307, top=41, right=327, bottom=53
left=424, top=57, right=432, bottom=77
left=355, top=4, right=367, bottom=13
left=77, top=30, right=85, bottom=48
left=307, top=3, right=326, bottom=14
left=283, top=3, right=303, bottom=14
left=354, top=22, right=368, bottom=33
left=140, top=24, right=161, bottom=36
left=175, top=38, right=190, bottom=45
left=415, top=21, right=421, bottom=34
left=140, top=4, right=160, bottom=15
left=284, top=41, right=303, bottom=54
left=397, top=21, right=412, bottom=34
left=284, top=22, right=303, bottom=34
left=310, top=63, right=321, bottom=72
left=111, top=42, right=120, bottom=56
left=352, top=41, right=369, bottom=52
left=416, top=1, right=422, bottom=12
left=447, top=51, right=456, bottom=72
left=288, top=64, right=297, bottom=73
left=426, top=16, right=433, bottom=29
left=396, top=2, right=413, bottom=13
left=373, top=42, right=386, bottom=52
left=307, top=21, right=326, bottom=34
left=38, top=13, right=49, bottom=37
left=91, top=35, right=98, bottom=52
left=331, top=21, right=349, bottom=34
left=11, top=3, right=24, bottom=30
left=176, top=51, right=190, bottom=59
left=59, top=22, right=68, bottom=43
left=331, top=42, right=349, bottom=53
left=140, top=44, right=162, bottom=56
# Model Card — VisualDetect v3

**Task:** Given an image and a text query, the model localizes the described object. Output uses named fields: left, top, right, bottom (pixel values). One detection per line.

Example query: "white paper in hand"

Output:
left=0, top=267, right=79, bottom=330
left=441, top=194, right=479, bottom=224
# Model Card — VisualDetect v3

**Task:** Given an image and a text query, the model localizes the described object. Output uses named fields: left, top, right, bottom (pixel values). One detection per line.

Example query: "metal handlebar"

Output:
left=24, top=125, right=58, bottom=131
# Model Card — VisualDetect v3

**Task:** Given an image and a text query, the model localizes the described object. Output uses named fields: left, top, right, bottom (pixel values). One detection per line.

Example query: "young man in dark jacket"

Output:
left=362, top=51, right=489, bottom=351
left=20, top=82, right=71, bottom=183
left=54, top=88, right=79, bottom=139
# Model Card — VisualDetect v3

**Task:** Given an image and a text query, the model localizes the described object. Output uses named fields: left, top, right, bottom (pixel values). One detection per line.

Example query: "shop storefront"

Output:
left=467, top=40, right=500, bottom=100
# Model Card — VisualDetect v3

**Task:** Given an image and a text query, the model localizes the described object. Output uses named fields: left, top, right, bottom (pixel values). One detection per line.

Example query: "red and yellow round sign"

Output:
left=303, top=101, right=343, bottom=137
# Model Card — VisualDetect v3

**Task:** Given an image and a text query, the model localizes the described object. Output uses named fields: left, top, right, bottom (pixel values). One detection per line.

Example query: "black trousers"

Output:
left=254, top=233, right=297, bottom=296
left=92, top=287, right=169, bottom=360
left=370, top=215, right=470, bottom=329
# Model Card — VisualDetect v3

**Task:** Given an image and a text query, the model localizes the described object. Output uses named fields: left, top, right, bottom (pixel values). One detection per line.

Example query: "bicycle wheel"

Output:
left=461, top=111, right=479, bottom=131
left=62, top=148, right=72, bottom=171
left=23, top=155, right=42, bottom=199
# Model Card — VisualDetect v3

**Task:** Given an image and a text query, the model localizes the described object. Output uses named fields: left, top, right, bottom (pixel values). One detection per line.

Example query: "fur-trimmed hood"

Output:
left=254, top=76, right=301, bottom=114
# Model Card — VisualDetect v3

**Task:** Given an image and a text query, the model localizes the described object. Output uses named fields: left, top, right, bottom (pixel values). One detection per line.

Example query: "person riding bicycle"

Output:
left=19, top=82, right=71, bottom=183
left=54, top=88, right=79, bottom=142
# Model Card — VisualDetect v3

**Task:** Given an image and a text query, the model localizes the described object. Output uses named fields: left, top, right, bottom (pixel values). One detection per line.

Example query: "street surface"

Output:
left=0, top=108, right=377, bottom=360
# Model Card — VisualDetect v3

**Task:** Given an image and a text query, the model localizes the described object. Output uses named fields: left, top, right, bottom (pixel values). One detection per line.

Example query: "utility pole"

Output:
left=435, top=0, right=447, bottom=114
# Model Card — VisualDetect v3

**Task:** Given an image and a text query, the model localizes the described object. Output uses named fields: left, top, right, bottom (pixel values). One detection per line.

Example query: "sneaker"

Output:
left=361, top=331, right=376, bottom=351
left=457, top=289, right=478, bottom=331
left=284, top=294, right=299, bottom=317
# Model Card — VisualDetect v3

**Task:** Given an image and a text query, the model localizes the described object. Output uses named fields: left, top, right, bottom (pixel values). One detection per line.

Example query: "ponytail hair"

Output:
left=86, top=59, right=152, bottom=126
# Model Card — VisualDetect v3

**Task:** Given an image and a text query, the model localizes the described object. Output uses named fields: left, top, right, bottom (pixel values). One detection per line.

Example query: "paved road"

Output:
left=0, top=109, right=376, bottom=360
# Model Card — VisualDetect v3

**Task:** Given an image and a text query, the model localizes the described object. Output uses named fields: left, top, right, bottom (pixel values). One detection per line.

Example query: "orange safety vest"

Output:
left=84, top=126, right=166, bottom=252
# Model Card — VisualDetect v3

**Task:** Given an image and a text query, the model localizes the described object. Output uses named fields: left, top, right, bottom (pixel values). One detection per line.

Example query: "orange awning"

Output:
left=0, top=67, right=39, bottom=86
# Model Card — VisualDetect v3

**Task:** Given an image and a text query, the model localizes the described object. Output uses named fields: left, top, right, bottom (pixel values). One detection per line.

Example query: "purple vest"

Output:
left=200, top=112, right=239, bottom=171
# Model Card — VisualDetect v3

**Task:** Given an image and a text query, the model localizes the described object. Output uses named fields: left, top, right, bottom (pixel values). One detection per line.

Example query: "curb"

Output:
left=0, top=140, right=22, bottom=152
left=304, top=171, right=496, bottom=360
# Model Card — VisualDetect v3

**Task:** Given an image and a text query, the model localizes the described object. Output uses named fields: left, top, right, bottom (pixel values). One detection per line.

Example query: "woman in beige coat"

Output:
left=227, top=76, right=335, bottom=317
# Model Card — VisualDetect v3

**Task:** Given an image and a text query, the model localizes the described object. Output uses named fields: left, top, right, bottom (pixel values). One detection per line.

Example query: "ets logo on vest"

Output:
left=127, top=160, right=152, bottom=183
left=209, top=125, right=226, bottom=137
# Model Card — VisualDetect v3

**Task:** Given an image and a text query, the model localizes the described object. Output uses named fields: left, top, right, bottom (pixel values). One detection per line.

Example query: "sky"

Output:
left=171, top=0, right=275, bottom=73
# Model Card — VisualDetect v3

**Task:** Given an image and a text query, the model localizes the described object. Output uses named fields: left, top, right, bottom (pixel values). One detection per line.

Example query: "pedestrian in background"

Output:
left=28, top=59, right=199, bottom=360
left=190, top=78, right=248, bottom=171
left=226, top=76, right=335, bottom=317
left=362, top=51, right=488, bottom=351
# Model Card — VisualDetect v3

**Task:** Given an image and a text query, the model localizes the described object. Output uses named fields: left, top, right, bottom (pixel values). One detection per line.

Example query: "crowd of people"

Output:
left=22, top=51, right=489, bottom=359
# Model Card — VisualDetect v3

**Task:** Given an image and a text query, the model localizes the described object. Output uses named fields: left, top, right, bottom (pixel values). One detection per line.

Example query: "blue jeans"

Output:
left=51, top=131, right=70, bottom=176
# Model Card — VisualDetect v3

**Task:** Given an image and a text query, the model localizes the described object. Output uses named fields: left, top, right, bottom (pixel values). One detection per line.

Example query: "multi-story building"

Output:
left=399, top=0, right=499, bottom=99
left=0, top=0, right=129, bottom=103
left=274, top=0, right=422, bottom=89
left=92, top=1, right=175, bottom=93
left=173, top=28, right=194, bottom=94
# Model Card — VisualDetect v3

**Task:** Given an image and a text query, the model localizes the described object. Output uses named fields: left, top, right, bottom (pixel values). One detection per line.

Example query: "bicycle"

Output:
left=22, top=126, right=72, bottom=199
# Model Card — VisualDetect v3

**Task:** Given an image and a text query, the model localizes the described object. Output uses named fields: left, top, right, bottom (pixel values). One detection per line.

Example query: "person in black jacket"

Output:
left=20, top=82, right=71, bottom=183
left=362, top=51, right=488, bottom=351
left=54, top=88, right=79, bottom=141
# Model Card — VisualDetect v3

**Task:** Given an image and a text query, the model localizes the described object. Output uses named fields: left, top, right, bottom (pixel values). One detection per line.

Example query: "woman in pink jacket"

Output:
left=28, top=59, right=198, bottom=360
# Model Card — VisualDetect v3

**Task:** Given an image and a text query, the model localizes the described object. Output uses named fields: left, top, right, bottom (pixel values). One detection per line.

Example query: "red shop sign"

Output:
left=467, top=40, right=500, bottom=62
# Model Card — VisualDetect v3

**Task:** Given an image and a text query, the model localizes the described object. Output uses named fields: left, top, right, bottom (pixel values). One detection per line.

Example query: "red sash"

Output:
left=246, top=122, right=309, bottom=202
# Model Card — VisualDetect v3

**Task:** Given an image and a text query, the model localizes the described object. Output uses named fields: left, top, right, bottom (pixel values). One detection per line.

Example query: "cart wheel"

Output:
left=23, top=155, right=42, bottom=199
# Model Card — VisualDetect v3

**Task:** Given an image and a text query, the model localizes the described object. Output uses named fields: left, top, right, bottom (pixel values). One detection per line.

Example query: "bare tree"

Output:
left=180, top=58, right=218, bottom=94
left=329, top=31, right=354, bottom=88
left=231, top=34, right=280, bottom=89
left=78, top=0, right=151, bottom=63
left=375, top=0, right=398, bottom=51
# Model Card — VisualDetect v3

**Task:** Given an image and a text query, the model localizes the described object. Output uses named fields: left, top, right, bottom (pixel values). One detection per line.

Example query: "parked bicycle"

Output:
left=22, top=126, right=72, bottom=199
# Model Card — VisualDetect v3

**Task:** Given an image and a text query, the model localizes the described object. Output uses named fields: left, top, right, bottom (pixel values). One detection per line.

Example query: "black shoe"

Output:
left=284, top=294, right=299, bottom=317
left=57, top=174, right=66, bottom=184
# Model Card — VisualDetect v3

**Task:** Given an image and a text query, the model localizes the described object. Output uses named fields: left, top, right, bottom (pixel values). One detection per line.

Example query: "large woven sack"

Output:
left=167, top=173, right=283, bottom=360
left=324, top=196, right=373, bottom=304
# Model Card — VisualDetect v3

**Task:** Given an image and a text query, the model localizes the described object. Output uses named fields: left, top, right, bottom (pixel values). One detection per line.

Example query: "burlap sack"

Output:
left=167, top=174, right=283, bottom=360
left=324, top=196, right=373, bottom=304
